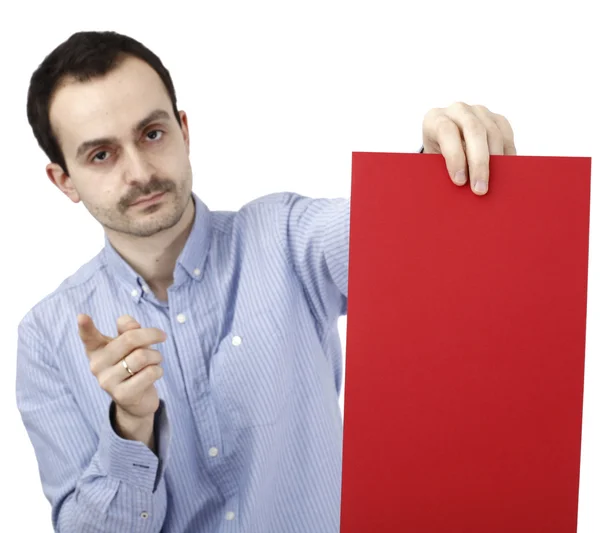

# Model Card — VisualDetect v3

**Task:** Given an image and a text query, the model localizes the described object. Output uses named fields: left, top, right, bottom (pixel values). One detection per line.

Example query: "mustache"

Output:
left=120, top=178, right=176, bottom=209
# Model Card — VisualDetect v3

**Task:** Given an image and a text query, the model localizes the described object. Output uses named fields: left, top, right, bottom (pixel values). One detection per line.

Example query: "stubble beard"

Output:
left=90, top=177, right=191, bottom=238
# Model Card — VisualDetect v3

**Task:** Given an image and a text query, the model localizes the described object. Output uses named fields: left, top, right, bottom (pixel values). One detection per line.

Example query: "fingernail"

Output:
left=474, top=180, right=488, bottom=194
left=454, top=170, right=467, bottom=185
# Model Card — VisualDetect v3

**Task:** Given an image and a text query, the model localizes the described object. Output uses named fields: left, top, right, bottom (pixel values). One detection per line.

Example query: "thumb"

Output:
left=77, top=314, right=112, bottom=353
left=116, top=314, right=142, bottom=336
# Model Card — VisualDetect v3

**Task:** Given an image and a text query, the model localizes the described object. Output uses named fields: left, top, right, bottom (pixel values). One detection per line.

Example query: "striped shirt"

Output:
left=16, top=191, right=349, bottom=532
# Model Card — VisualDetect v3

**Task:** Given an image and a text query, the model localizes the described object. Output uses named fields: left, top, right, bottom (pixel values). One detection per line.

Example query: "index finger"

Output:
left=77, top=314, right=113, bottom=354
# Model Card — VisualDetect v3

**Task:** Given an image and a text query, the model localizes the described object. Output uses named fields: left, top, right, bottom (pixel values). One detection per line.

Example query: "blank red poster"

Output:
left=340, top=153, right=592, bottom=533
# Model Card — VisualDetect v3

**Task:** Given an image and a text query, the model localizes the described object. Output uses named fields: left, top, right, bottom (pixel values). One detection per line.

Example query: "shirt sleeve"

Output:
left=16, top=313, right=170, bottom=533
left=278, top=193, right=350, bottom=323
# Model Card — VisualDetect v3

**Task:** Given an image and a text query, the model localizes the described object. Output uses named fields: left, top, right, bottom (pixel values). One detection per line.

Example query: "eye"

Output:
left=91, top=151, right=110, bottom=163
left=146, top=129, right=164, bottom=141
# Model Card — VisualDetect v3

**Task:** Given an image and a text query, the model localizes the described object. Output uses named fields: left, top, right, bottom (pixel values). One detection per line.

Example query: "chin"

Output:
left=132, top=205, right=186, bottom=237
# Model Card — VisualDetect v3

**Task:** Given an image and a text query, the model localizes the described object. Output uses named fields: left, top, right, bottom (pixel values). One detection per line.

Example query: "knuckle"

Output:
left=451, top=101, right=469, bottom=111
left=89, top=359, right=101, bottom=376
left=97, top=373, right=111, bottom=392
left=473, top=104, right=490, bottom=115
left=472, top=151, right=490, bottom=165
left=433, top=114, right=451, bottom=127
left=116, top=316, right=130, bottom=330
left=463, top=115, right=485, bottom=135
left=471, top=160, right=490, bottom=178
left=496, top=114, right=515, bottom=137
left=147, top=349, right=162, bottom=365
left=487, top=125, right=504, bottom=145
left=424, top=107, right=442, bottom=123
left=493, top=112, right=509, bottom=125
left=145, top=329, right=158, bottom=343
left=121, top=331, right=138, bottom=354
left=128, top=347, right=146, bottom=367
left=433, top=115, right=455, bottom=135
left=152, top=328, right=166, bottom=342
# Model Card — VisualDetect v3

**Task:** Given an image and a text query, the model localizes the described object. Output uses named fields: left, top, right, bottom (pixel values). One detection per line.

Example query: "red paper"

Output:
left=340, top=153, right=591, bottom=533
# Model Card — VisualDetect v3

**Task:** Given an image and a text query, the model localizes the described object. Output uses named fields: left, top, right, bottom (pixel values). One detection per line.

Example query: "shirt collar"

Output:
left=102, top=192, right=212, bottom=295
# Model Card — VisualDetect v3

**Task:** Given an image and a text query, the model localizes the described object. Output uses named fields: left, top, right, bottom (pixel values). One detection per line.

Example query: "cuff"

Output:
left=97, top=400, right=170, bottom=493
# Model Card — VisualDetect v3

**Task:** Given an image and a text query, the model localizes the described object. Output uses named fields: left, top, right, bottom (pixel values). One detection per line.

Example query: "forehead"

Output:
left=49, top=56, right=173, bottom=151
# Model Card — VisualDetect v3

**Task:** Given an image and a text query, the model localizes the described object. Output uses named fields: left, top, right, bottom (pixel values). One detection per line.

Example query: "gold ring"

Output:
left=121, top=357, right=135, bottom=377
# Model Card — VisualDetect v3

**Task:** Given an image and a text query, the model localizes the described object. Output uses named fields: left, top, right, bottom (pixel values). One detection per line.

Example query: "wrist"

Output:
left=112, top=405, right=155, bottom=451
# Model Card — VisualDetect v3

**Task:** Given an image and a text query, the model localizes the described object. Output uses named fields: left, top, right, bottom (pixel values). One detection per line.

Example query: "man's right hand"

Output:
left=77, top=314, right=167, bottom=450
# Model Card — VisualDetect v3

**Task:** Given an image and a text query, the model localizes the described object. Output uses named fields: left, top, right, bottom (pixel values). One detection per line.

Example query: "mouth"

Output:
left=129, top=191, right=166, bottom=207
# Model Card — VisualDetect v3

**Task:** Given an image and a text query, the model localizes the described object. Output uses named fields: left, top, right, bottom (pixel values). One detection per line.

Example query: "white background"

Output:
left=0, top=1, right=598, bottom=531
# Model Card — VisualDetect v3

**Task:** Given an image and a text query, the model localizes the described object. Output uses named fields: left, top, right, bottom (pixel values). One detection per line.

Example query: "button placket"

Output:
left=220, top=497, right=240, bottom=529
left=170, top=299, right=225, bottom=476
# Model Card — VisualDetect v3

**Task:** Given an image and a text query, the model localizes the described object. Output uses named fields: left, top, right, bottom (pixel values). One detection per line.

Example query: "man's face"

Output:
left=47, top=55, right=193, bottom=238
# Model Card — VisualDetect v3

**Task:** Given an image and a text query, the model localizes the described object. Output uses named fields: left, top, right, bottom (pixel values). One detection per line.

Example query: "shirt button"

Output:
left=140, top=511, right=149, bottom=519
left=208, top=447, right=219, bottom=457
left=176, top=313, right=187, bottom=324
left=131, top=289, right=139, bottom=297
left=193, top=268, right=201, bottom=276
left=232, top=335, right=242, bottom=346
left=225, top=511, right=235, bottom=521
left=142, top=285, right=149, bottom=292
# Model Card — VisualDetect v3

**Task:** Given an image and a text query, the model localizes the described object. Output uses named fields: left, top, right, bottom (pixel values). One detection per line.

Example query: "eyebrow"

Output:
left=75, top=109, right=172, bottom=159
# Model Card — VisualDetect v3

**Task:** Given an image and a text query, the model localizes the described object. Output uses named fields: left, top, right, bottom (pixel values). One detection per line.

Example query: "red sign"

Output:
left=341, top=153, right=592, bottom=533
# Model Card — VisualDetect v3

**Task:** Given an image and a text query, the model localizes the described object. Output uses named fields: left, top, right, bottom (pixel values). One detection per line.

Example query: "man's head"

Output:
left=27, top=31, right=193, bottom=238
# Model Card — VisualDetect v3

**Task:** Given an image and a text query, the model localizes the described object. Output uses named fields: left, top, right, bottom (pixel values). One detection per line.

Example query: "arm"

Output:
left=16, top=315, right=170, bottom=533
left=279, top=148, right=423, bottom=323
left=279, top=193, right=350, bottom=323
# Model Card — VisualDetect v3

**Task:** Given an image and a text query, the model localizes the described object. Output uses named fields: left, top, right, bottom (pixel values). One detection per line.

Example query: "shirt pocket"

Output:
left=210, top=308, right=293, bottom=430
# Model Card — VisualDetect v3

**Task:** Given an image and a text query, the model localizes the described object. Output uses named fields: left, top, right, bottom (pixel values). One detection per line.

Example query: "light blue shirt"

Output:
left=16, top=191, right=349, bottom=532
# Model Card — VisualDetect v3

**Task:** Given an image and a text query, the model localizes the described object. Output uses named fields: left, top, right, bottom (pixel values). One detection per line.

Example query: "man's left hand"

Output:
left=422, top=102, right=517, bottom=195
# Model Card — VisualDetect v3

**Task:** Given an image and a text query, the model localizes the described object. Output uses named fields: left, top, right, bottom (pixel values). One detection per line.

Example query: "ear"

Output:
left=178, top=110, right=190, bottom=154
left=46, top=163, right=81, bottom=203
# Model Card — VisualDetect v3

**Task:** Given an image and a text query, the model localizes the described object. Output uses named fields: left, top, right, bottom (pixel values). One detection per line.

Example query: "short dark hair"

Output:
left=26, top=30, right=181, bottom=175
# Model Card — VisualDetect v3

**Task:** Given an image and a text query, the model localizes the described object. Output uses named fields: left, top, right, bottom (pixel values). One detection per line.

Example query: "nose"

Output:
left=122, top=147, right=154, bottom=185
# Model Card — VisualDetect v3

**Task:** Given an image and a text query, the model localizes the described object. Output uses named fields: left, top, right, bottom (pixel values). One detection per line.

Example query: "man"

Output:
left=17, top=30, right=517, bottom=533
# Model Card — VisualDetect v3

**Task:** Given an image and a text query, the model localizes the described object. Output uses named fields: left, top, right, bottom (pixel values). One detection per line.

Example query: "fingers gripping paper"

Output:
left=340, top=153, right=591, bottom=533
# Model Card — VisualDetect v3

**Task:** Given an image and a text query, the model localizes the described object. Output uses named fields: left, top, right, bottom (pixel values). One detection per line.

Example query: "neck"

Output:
left=105, top=196, right=196, bottom=298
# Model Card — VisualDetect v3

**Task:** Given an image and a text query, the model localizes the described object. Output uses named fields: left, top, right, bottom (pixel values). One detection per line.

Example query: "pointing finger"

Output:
left=77, top=314, right=112, bottom=354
